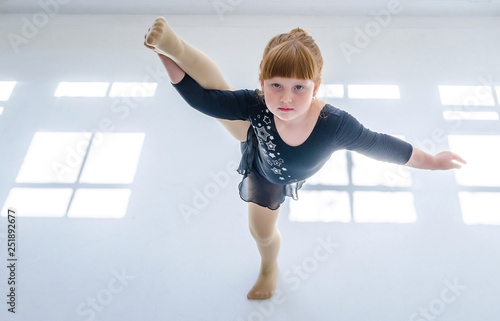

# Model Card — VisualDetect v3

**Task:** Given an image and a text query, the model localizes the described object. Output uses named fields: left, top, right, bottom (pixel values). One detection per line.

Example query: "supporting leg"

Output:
left=145, top=17, right=250, bottom=141
left=247, top=202, right=281, bottom=300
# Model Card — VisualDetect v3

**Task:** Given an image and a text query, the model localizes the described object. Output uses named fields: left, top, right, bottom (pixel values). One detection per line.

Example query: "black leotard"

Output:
left=173, top=74, right=413, bottom=209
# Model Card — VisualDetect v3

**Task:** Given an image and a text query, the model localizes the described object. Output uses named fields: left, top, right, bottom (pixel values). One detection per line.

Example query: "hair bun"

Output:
left=290, top=27, right=308, bottom=36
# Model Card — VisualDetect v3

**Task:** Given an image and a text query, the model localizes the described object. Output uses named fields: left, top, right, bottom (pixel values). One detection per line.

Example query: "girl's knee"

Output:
left=249, top=225, right=278, bottom=246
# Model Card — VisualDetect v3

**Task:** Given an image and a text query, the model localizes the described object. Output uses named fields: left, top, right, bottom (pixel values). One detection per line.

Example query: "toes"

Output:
left=145, top=31, right=159, bottom=46
left=145, top=17, right=167, bottom=46
left=247, top=290, right=273, bottom=300
left=153, top=17, right=166, bottom=28
left=154, top=16, right=167, bottom=24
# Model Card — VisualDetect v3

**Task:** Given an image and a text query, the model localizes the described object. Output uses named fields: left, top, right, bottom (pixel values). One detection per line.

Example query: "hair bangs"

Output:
left=260, top=40, right=318, bottom=82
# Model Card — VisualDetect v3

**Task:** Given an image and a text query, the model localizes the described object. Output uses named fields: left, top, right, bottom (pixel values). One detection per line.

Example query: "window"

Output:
left=0, top=81, right=16, bottom=101
left=317, top=84, right=344, bottom=99
left=348, top=85, right=400, bottom=99
left=0, top=81, right=16, bottom=117
left=55, top=82, right=110, bottom=97
left=289, top=140, right=416, bottom=224
left=438, top=85, right=495, bottom=106
left=443, top=111, right=499, bottom=121
left=54, top=81, right=158, bottom=98
left=448, top=135, right=500, bottom=225
left=1, top=132, right=145, bottom=218
left=439, top=85, right=498, bottom=122
left=109, top=82, right=158, bottom=98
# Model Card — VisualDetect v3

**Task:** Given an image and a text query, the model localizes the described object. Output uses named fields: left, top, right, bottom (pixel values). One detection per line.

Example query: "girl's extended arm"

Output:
left=405, top=147, right=466, bottom=170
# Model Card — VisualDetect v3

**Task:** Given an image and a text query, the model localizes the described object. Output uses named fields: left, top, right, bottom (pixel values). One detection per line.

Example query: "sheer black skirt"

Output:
left=237, top=127, right=305, bottom=210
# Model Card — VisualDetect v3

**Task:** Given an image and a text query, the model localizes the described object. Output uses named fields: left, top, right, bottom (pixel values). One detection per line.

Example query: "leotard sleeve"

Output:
left=333, top=110, right=413, bottom=165
left=172, top=73, right=257, bottom=121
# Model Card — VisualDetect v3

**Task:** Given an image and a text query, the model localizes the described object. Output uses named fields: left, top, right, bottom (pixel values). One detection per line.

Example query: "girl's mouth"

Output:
left=278, top=107, right=293, bottom=112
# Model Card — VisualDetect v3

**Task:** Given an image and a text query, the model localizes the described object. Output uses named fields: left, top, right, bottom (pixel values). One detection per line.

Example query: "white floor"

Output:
left=1, top=14, right=499, bottom=321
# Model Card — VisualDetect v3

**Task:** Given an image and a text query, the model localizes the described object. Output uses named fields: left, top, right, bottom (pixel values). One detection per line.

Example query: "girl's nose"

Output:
left=280, top=93, right=292, bottom=103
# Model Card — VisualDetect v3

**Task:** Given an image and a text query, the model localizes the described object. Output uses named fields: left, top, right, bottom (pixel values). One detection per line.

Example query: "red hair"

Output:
left=259, top=28, right=323, bottom=84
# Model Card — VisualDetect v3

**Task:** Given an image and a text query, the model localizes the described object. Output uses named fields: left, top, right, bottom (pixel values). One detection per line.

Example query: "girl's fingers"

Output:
left=453, top=153, right=467, bottom=164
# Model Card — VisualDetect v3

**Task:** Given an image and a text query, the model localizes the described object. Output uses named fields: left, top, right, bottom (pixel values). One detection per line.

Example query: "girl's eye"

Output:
left=295, top=85, right=304, bottom=90
left=272, top=84, right=281, bottom=89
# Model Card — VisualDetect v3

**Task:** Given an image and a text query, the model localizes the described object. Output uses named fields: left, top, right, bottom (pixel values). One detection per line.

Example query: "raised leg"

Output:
left=247, top=202, right=281, bottom=300
left=145, top=17, right=250, bottom=141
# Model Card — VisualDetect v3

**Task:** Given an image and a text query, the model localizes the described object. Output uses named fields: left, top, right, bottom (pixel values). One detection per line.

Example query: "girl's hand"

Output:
left=433, top=151, right=467, bottom=170
left=405, top=148, right=467, bottom=170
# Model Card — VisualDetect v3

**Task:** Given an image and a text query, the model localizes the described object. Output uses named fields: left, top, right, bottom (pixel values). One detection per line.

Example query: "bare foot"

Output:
left=247, top=262, right=279, bottom=300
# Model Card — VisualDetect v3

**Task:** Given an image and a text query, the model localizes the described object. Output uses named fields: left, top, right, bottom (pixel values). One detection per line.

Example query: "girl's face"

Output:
left=261, top=77, right=318, bottom=122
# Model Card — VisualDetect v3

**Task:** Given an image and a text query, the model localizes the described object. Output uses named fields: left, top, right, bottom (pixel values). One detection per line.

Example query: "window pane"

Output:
left=109, top=82, right=158, bottom=97
left=317, top=84, right=344, bottom=98
left=16, top=132, right=91, bottom=183
left=289, top=191, right=351, bottom=222
left=0, top=81, right=16, bottom=101
left=353, top=192, right=416, bottom=223
left=68, top=189, right=131, bottom=218
left=459, top=192, right=500, bottom=225
left=448, top=135, right=500, bottom=186
left=307, top=151, right=349, bottom=186
left=1, top=188, right=72, bottom=218
left=438, top=85, right=495, bottom=106
left=443, top=111, right=499, bottom=121
left=348, top=85, right=400, bottom=99
left=351, top=144, right=412, bottom=187
left=79, top=133, right=145, bottom=184
left=54, top=82, right=109, bottom=97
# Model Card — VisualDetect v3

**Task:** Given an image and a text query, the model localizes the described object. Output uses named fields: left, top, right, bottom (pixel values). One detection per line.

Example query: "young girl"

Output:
left=144, top=17, right=466, bottom=300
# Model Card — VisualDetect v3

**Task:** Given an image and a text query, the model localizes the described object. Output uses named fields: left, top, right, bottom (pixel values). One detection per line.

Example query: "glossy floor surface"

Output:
left=1, top=13, right=499, bottom=321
